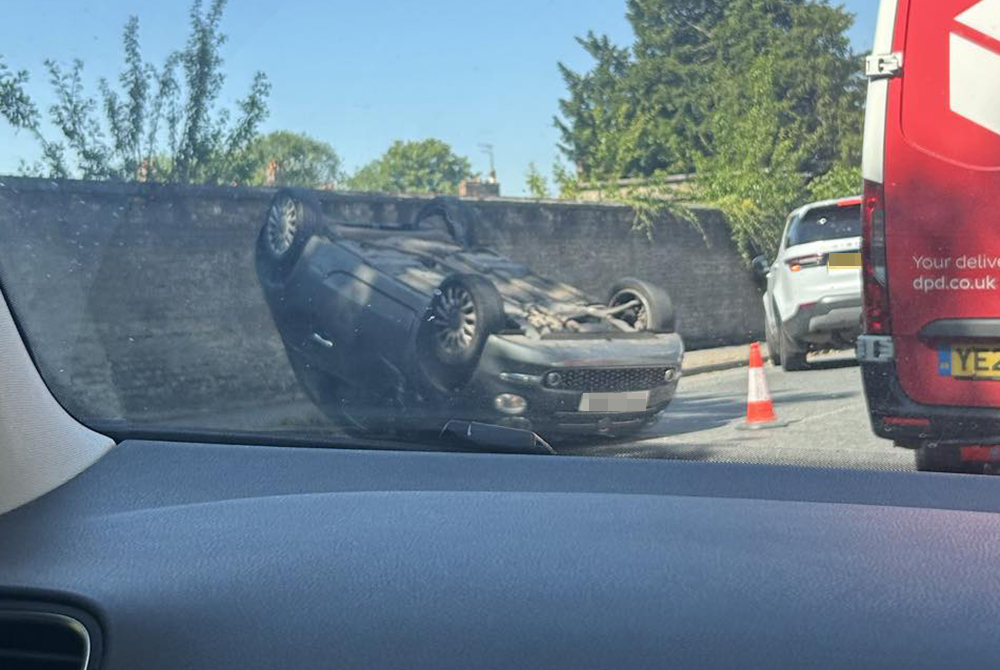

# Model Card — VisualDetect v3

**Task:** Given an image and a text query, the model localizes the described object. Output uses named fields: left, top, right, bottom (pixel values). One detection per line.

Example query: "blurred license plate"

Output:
left=578, top=391, right=649, bottom=412
left=827, top=252, right=861, bottom=270
left=939, top=344, right=1000, bottom=379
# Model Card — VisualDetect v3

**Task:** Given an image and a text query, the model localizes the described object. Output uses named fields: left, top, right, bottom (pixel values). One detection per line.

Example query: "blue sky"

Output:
left=0, top=1, right=877, bottom=195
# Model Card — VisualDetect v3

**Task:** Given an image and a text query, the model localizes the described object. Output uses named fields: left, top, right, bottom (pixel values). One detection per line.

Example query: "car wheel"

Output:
left=780, top=322, right=808, bottom=371
left=607, top=278, right=676, bottom=333
left=417, top=274, right=505, bottom=390
left=256, top=189, right=324, bottom=280
left=765, top=306, right=782, bottom=367
left=411, top=196, right=476, bottom=247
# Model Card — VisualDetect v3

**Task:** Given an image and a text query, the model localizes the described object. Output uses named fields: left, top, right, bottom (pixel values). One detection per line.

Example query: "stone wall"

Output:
left=0, top=177, right=763, bottom=422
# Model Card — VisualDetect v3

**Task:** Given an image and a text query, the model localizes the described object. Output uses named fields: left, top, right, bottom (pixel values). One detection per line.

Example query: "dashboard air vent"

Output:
left=0, top=611, right=90, bottom=670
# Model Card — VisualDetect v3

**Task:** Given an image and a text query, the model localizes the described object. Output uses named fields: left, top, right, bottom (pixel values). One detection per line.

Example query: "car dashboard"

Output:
left=2, top=439, right=1000, bottom=669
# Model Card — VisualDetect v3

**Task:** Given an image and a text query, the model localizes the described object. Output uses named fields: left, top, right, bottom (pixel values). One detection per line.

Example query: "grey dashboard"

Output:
left=2, top=440, right=1000, bottom=669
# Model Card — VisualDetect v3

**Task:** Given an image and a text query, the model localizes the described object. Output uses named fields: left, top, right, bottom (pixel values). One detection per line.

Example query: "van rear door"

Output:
left=887, top=0, right=1000, bottom=407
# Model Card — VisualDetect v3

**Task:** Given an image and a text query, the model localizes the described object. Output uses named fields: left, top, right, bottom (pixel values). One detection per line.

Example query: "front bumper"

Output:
left=784, top=294, right=862, bottom=343
left=466, top=332, right=685, bottom=437
left=859, top=335, right=1000, bottom=445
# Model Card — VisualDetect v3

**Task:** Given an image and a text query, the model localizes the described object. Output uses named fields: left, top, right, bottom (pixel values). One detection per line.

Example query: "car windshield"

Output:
left=2, top=0, right=993, bottom=475
left=788, top=206, right=862, bottom=246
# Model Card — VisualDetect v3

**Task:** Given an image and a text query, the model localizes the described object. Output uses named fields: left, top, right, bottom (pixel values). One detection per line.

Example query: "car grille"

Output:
left=551, top=367, right=670, bottom=392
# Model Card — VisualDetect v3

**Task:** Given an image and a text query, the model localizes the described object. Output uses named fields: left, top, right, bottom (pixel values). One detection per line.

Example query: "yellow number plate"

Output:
left=828, top=252, right=862, bottom=270
left=940, top=344, right=1000, bottom=379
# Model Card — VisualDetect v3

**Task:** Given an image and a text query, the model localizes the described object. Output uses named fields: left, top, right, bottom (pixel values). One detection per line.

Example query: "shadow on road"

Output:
left=551, top=392, right=744, bottom=455
left=644, top=393, right=745, bottom=437
left=558, top=385, right=862, bottom=459
left=559, top=387, right=862, bottom=454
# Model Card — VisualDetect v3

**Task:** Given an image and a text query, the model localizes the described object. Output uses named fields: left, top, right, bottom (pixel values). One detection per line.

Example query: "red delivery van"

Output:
left=859, top=0, right=1000, bottom=472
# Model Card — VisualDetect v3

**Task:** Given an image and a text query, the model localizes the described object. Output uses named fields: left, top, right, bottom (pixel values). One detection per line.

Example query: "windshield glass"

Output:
left=788, top=205, right=862, bottom=246
left=5, top=1, right=991, bottom=475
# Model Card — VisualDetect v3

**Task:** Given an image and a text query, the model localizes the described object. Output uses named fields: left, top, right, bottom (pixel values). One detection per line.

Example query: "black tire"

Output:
left=256, top=188, right=324, bottom=280
left=765, top=303, right=782, bottom=367
left=780, top=322, right=808, bottom=371
left=411, top=196, right=476, bottom=247
left=607, top=278, right=676, bottom=333
left=416, top=274, right=505, bottom=390
left=914, top=445, right=979, bottom=474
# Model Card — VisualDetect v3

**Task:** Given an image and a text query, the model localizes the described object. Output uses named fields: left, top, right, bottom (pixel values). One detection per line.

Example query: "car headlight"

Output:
left=494, top=394, right=528, bottom=416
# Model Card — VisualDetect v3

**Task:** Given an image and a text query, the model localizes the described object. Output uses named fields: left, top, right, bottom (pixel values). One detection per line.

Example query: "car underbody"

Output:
left=256, top=191, right=685, bottom=440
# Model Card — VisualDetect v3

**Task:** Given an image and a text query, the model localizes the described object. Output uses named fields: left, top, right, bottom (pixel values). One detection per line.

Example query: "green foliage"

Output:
left=45, top=59, right=112, bottom=179
left=555, top=1, right=727, bottom=178
left=347, top=139, right=474, bottom=195
left=525, top=162, right=549, bottom=199
left=2, top=0, right=271, bottom=184
left=0, top=55, right=68, bottom=177
left=807, top=163, right=862, bottom=201
left=694, top=55, right=809, bottom=257
left=552, top=160, right=581, bottom=199
left=554, top=32, right=643, bottom=178
left=248, top=131, right=342, bottom=187
left=588, top=170, right=702, bottom=239
left=0, top=56, right=40, bottom=130
left=555, top=0, right=865, bottom=248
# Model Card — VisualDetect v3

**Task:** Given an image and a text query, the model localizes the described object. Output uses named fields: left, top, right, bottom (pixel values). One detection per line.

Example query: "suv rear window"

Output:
left=787, top=205, right=861, bottom=246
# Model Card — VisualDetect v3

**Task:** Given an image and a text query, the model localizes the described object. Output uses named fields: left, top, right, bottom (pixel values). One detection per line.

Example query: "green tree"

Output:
left=552, top=160, right=581, bottom=199
left=1, top=0, right=271, bottom=184
left=554, top=0, right=864, bottom=251
left=347, top=139, right=474, bottom=195
left=0, top=55, right=69, bottom=176
left=0, top=56, right=37, bottom=129
left=557, top=0, right=862, bottom=183
left=555, top=1, right=729, bottom=179
left=694, top=0, right=864, bottom=257
left=807, top=164, right=862, bottom=201
left=525, top=162, right=549, bottom=198
left=554, top=32, right=637, bottom=178
left=249, top=131, right=342, bottom=187
left=695, top=55, right=809, bottom=257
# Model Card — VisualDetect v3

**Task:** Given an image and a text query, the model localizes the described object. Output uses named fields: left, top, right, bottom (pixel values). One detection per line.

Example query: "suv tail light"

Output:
left=786, top=254, right=825, bottom=272
left=862, top=180, right=891, bottom=334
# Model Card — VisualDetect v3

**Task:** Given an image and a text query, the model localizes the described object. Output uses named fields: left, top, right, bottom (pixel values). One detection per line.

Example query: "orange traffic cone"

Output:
left=737, top=342, right=789, bottom=430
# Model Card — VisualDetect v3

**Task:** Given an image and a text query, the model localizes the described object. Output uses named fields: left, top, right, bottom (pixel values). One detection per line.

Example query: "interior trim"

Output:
left=0, top=287, right=113, bottom=516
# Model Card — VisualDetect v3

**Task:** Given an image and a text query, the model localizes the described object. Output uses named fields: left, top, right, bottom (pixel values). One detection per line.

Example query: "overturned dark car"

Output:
left=256, top=189, right=685, bottom=440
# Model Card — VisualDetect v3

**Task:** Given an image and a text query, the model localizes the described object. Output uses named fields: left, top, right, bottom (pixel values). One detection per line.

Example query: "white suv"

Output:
left=754, top=197, right=863, bottom=371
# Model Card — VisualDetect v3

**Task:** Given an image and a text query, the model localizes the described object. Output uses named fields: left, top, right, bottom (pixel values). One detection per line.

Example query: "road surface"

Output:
left=169, top=351, right=913, bottom=471
left=559, top=352, right=916, bottom=471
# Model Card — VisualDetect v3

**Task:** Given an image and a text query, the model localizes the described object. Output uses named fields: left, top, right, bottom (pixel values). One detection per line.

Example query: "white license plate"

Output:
left=578, top=391, right=650, bottom=413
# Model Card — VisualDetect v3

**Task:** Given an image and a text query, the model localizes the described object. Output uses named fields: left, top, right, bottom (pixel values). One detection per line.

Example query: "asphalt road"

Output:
left=559, top=352, right=917, bottom=471
left=166, top=350, right=914, bottom=471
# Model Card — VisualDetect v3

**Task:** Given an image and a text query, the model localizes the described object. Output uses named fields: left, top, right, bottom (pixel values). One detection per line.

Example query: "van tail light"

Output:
left=786, top=254, right=824, bottom=272
left=862, top=180, right=891, bottom=334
